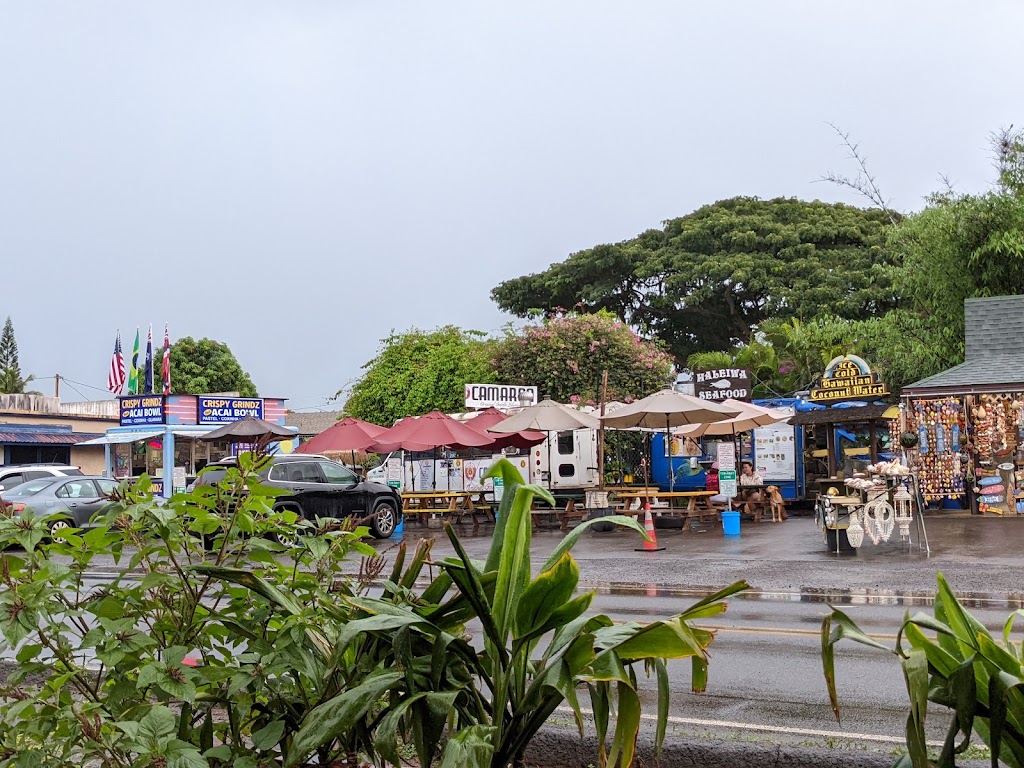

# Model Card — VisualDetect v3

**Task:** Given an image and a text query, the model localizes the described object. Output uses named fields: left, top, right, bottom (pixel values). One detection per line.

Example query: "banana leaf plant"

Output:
left=275, top=458, right=748, bottom=768
left=822, top=572, right=1024, bottom=768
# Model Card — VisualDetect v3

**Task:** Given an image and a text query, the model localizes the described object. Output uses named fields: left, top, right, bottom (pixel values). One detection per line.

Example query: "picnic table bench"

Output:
left=610, top=490, right=720, bottom=531
left=401, top=491, right=493, bottom=530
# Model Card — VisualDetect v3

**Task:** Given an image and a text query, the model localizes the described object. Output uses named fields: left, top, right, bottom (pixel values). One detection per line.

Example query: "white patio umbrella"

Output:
left=600, top=390, right=741, bottom=491
left=488, top=399, right=601, bottom=490
left=674, top=399, right=791, bottom=437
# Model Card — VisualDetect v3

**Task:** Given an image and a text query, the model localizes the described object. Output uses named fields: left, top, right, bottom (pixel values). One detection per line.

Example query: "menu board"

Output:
left=753, top=408, right=797, bottom=480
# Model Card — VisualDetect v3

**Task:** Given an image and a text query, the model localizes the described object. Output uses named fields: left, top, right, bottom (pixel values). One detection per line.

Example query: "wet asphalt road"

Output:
left=28, top=512, right=1022, bottom=760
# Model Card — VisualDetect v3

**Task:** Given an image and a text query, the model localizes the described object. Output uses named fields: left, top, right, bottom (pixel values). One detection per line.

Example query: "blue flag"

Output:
left=144, top=324, right=154, bottom=395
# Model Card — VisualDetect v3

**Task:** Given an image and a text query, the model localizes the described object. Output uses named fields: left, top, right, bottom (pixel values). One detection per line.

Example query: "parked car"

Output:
left=0, top=464, right=84, bottom=494
left=2, top=476, right=119, bottom=536
left=196, top=455, right=400, bottom=538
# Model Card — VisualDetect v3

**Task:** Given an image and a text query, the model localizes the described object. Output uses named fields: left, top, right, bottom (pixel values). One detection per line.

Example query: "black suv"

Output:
left=197, top=455, right=400, bottom=539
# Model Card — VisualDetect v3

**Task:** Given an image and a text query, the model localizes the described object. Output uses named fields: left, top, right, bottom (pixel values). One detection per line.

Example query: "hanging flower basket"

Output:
left=900, top=431, right=919, bottom=448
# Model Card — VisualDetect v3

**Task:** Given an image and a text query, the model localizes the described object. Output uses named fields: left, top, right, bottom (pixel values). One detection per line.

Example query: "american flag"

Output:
left=162, top=324, right=171, bottom=395
left=108, top=331, right=126, bottom=394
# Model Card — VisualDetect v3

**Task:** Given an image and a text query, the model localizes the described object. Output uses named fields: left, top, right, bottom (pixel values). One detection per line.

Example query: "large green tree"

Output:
left=157, top=337, right=258, bottom=397
left=344, top=326, right=496, bottom=427
left=492, top=197, right=897, bottom=361
left=0, top=317, right=35, bottom=394
left=492, top=310, right=673, bottom=404
left=864, top=128, right=1024, bottom=390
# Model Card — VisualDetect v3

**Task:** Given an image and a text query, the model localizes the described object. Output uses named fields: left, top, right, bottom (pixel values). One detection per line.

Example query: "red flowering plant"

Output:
left=493, top=310, right=674, bottom=404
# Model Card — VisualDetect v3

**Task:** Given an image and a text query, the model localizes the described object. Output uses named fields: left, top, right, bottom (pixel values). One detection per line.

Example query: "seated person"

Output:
left=738, top=460, right=764, bottom=512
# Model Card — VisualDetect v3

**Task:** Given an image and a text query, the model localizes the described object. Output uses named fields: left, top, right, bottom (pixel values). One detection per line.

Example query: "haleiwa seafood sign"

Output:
left=694, top=368, right=751, bottom=402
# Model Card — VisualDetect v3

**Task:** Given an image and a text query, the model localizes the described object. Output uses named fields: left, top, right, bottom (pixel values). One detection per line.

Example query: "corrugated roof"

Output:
left=788, top=404, right=891, bottom=426
left=965, top=295, right=1024, bottom=360
left=285, top=411, right=344, bottom=437
left=0, top=431, right=105, bottom=445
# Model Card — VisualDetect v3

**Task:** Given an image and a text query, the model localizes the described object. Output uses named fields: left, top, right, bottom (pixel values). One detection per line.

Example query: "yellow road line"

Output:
left=696, top=623, right=897, bottom=641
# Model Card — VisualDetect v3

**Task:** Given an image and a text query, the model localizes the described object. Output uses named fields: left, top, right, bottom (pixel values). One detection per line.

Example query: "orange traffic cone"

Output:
left=635, top=503, right=666, bottom=552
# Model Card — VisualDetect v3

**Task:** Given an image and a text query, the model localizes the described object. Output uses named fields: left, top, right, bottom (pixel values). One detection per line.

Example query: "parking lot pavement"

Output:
left=379, top=513, right=1024, bottom=602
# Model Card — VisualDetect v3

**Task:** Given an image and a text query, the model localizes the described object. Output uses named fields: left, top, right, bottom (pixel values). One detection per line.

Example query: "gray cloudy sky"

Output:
left=1, top=1, right=1020, bottom=411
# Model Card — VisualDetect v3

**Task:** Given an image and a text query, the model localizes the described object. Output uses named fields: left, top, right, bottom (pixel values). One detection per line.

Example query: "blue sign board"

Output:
left=198, top=397, right=264, bottom=425
left=119, top=395, right=166, bottom=426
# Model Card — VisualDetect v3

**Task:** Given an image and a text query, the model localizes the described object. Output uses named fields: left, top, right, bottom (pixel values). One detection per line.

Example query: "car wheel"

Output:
left=48, top=518, right=72, bottom=540
left=369, top=500, right=398, bottom=539
left=273, top=504, right=304, bottom=547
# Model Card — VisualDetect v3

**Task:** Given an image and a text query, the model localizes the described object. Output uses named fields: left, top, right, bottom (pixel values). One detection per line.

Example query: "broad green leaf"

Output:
left=514, top=552, right=578, bottom=638
left=285, top=671, right=402, bottom=767
left=376, top=693, right=427, bottom=767
left=541, top=514, right=647, bottom=573
left=655, top=658, right=670, bottom=756
left=439, top=724, right=496, bottom=768
left=675, top=580, right=750, bottom=622
left=491, top=484, right=544, bottom=643
left=902, top=649, right=929, bottom=768
left=411, top=691, right=459, bottom=768
left=251, top=719, right=285, bottom=751
left=607, top=681, right=641, bottom=768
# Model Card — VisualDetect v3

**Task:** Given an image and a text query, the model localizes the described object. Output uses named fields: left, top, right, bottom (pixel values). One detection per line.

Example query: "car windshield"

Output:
left=199, top=467, right=230, bottom=484
left=63, top=469, right=84, bottom=476
left=5, top=478, right=59, bottom=497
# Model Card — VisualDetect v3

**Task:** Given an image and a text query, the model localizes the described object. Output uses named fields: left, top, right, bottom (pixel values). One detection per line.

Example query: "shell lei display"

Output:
left=907, top=398, right=966, bottom=502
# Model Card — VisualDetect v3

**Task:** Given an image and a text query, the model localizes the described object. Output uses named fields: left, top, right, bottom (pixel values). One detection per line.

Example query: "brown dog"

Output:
left=766, top=485, right=787, bottom=522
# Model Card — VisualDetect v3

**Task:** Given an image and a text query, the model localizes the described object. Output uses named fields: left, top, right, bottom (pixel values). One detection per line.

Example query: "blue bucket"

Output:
left=722, top=510, right=741, bottom=536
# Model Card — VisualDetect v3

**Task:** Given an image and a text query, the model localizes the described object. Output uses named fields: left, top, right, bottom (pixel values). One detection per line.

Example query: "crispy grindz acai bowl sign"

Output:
left=809, top=355, right=890, bottom=403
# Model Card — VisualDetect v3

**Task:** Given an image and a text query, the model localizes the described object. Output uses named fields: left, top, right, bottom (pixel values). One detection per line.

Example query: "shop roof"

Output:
left=285, top=411, right=344, bottom=437
left=903, top=356, right=1024, bottom=394
left=0, top=430, right=105, bottom=445
left=905, top=295, right=1024, bottom=394
left=788, top=404, right=892, bottom=426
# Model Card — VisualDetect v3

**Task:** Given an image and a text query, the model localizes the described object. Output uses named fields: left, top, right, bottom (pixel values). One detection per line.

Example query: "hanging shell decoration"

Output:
left=846, top=508, right=865, bottom=548
left=865, top=499, right=895, bottom=544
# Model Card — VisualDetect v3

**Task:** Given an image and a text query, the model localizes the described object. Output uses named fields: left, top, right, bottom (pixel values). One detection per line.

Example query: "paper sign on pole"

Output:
left=717, top=442, right=737, bottom=498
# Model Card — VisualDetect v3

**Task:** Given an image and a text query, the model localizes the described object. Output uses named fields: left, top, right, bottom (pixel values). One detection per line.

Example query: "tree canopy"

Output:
left=493, top=311, right=673, bottom=404
left=0, top=317, right=35, bottom=394
left=860, top=127, right=1024, bottom=391
left=344, top=326, right=496, bottom=427
left=157, top=337, right=258, bottom=397
left=492, top=197, right=897, bottom=361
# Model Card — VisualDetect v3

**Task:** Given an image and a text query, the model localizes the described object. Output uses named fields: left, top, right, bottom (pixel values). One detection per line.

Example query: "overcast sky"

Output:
left=1, top=1, right=1020, bottom=411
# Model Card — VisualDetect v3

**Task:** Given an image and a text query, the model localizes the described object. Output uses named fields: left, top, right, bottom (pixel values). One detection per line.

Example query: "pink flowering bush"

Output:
left=493, top=310, right=674, bottom=403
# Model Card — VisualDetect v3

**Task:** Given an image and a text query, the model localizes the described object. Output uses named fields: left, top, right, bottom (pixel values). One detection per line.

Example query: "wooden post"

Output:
left=54, top=374, right=60, bottom=398
left=598, top=370, right=608, bottom=490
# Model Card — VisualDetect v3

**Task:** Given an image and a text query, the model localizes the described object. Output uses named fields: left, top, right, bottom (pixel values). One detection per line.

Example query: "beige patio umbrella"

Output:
left=488, top=399, right=600, bottom=490
left=600, top=390, right=741, bottom=491
left=488, top=399, right=601, bottom=433
left=674, top=399, right=791, bottom=437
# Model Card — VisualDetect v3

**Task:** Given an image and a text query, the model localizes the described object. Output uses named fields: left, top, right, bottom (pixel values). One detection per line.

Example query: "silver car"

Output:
left=2, top=476, right=119, bottom=536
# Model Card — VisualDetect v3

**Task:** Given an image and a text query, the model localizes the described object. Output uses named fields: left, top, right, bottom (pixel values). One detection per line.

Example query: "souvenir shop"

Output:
left=901, top=295, right=1024, bottom=514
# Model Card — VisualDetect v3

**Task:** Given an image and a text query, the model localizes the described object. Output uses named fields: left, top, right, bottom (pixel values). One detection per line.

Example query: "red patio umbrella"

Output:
left=371, top=410, right=495, bottom=489
left=295, top=417, right=387, bottom=455
left=466, top=407, right=546, bottom=450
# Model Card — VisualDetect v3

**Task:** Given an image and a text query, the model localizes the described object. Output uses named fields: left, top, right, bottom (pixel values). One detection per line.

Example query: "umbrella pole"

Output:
left=546, top=431, right=552, bottom=491
left=667, top=415, right=674, bottom=493
left=598, top=369, right=608, bottom=491
left=433, top=446, right=438, bottom=490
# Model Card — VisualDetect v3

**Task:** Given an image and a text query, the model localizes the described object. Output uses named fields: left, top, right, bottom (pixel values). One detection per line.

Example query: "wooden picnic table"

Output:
left=401, top=491, right=493, bottom=529
left=611, top=490, right=720, bottom=531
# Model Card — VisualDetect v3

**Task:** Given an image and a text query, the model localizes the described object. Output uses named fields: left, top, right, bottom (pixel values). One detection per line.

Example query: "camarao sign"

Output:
left=464, top=384, right=538, bottom=410
left=119, top=395, right=165, bottom=426
left=694, top=368, right=752, bottom=402
left=809, top=355, right=890, bottom=403
left=198, top=397, right=265, bottom=424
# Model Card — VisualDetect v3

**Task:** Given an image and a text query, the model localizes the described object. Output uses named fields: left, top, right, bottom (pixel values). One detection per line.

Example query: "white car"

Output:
left=0, top=464, right=83, bottom=494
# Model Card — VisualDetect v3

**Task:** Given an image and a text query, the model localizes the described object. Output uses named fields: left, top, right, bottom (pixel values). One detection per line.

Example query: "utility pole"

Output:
left=54, top=374, right=60, bottom=399
left=598, top=369, right=608, bottom=490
